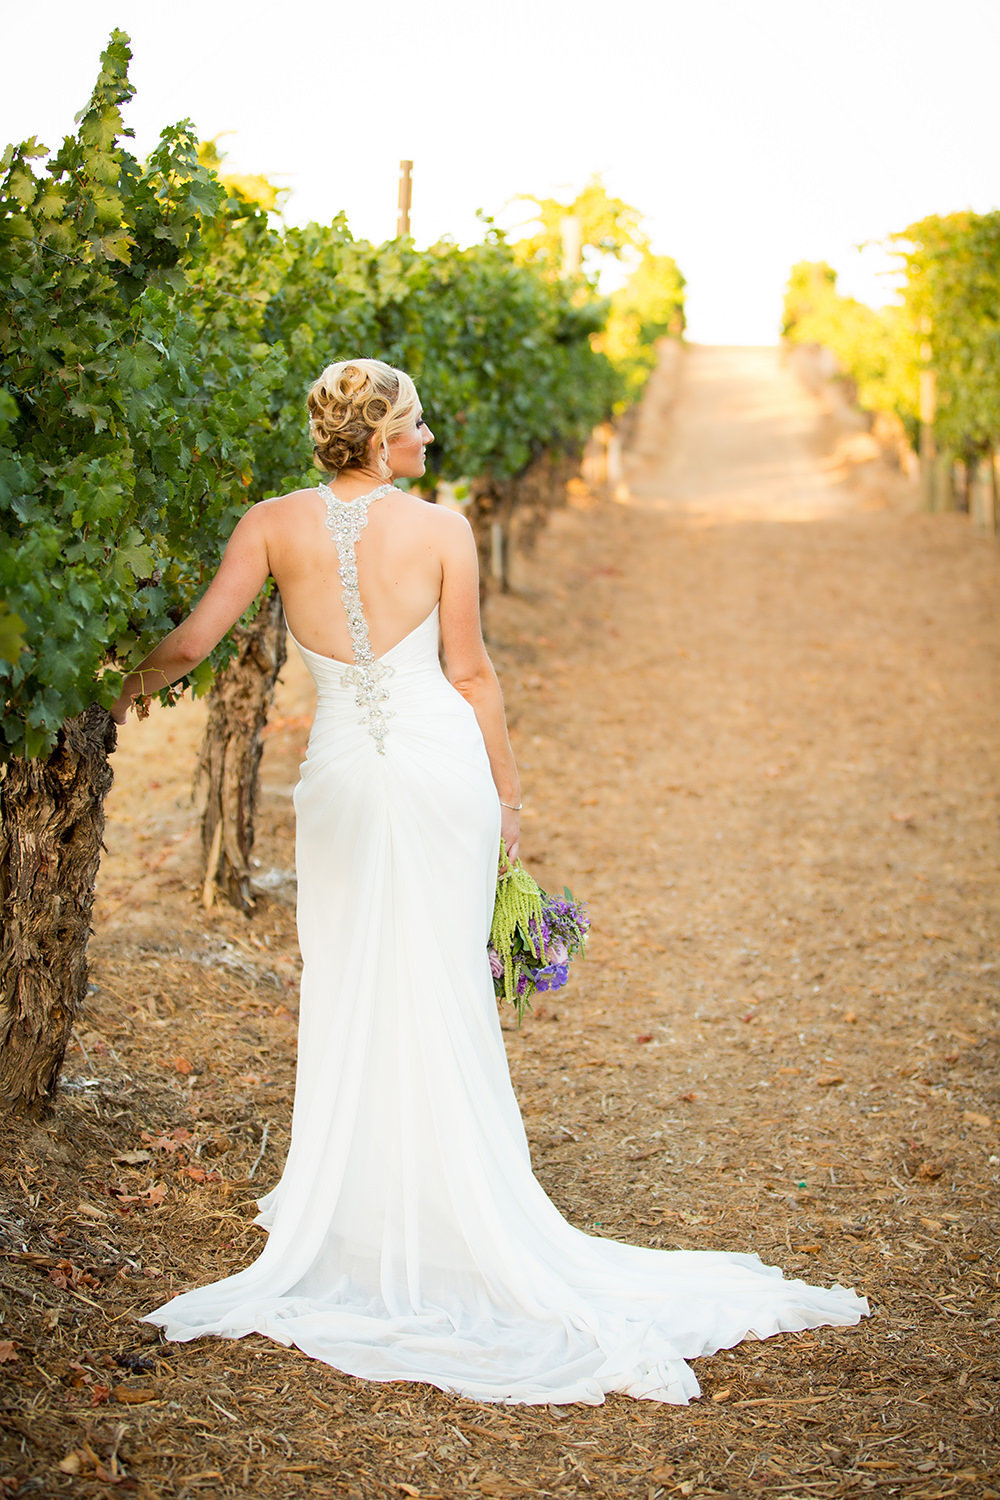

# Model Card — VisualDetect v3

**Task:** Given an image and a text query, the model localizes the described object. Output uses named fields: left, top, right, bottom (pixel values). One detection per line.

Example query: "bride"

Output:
left=112, top=358, right=867, bottom=1405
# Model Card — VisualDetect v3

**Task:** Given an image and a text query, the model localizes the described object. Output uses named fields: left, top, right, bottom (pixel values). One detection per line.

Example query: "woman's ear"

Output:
left=370, top=431, right=391, bottom=479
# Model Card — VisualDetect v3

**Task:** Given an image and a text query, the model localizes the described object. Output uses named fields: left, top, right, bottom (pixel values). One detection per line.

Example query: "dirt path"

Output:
left=3, top=345, right=999, bottom=1498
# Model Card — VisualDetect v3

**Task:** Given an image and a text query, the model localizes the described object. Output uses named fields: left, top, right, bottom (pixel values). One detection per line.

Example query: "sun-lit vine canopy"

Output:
left=0, top=33, right=684, bottom=762
left=895, top=211, right=1000, bottom=459
left=782, top=213, right=1000, bottom=464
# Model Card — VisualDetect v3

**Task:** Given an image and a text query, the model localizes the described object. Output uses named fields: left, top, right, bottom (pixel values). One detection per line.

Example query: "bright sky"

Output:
left=4, top=0, right=998, bottom=344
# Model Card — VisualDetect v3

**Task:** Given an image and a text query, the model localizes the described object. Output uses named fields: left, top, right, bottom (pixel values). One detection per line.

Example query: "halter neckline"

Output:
left=318, top=481, right=395, bottom=508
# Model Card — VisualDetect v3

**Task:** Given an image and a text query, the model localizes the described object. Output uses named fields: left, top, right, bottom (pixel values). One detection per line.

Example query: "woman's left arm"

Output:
left=110, top=505, right=272, bottom=724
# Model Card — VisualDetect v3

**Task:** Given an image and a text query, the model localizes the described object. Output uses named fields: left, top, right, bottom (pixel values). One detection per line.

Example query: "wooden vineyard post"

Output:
left=560, top=215, right=582, bottom=277
left=490, top=521, right=504, bottom=584
left=970, top=458, right=993, bottom=531
left=607, top=427, right=624, bottom=499
left=975, top=451, right=1000, bottom=536
left=918, top=319, right=938, bottom=512
left=397, top=160, right=413, bottom=238
left=585, top=422, right=611, bottom=494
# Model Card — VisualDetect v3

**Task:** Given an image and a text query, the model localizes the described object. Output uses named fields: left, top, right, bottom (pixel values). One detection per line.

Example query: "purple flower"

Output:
left=490, top=867, right=588, bottom=1018
left=533, top=963, right=569, bottom=992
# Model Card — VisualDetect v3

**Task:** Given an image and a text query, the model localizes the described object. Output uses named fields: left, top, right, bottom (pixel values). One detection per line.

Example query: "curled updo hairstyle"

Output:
left=307, top=358, right=419, bottom=479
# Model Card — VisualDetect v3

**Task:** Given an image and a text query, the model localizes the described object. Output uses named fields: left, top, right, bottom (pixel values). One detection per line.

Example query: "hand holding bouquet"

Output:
left=489, top=842, right=589, bottom=1023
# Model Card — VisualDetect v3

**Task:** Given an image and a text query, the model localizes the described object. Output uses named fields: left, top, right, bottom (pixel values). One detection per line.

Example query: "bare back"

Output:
left=159, top=478, right=488, bottom=699
left=262, top=485, right=451, bottom=663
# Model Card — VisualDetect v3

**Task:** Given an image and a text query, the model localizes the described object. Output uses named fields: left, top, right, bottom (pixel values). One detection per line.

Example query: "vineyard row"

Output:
left=783, top=212, right=1000, bottom=530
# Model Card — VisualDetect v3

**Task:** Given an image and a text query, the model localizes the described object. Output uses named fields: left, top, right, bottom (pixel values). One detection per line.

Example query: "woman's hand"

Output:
left=500, top=806, right=521, bottom=865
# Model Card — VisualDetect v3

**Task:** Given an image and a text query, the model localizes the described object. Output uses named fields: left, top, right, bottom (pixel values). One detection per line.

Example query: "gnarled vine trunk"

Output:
left=196, top=591, right=287, bottom=914
left=469, top=474, right=516, bottom=596
left=468, top=475, right=500, bottom=604
left=468, top=446, right=583, bottom=601
left=0, top=704, right=117, bottom=1116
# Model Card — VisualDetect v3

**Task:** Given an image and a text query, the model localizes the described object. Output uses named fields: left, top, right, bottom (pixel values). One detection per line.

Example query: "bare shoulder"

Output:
left=241, top=486, right=321, bottom=534
left=379, top=491, right=472, bottom=553
left=254, top=485, right=320, bottom=517
left=408, top=497, right=474, bottom=548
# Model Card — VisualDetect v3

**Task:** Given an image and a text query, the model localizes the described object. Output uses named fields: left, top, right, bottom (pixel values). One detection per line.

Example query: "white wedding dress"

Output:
left=145, top=485, right=868, bottom=1404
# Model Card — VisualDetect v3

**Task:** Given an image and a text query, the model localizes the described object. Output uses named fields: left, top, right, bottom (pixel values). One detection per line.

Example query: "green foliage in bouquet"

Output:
left=489, top=843, right=589, bottom=1024
left=490, top=853, right=547, bottom=1011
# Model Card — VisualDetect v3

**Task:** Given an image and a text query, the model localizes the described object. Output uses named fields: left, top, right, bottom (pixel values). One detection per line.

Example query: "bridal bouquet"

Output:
left=489, top=843, right=589, bottom=1023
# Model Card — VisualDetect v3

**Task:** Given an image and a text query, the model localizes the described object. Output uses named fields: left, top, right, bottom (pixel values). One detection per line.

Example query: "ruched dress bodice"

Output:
left=292, top=604, right=484, bottom=773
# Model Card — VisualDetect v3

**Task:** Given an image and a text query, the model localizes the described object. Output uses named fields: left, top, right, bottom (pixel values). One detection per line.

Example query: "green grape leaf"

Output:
left=0, top=604, right=26, bottom=663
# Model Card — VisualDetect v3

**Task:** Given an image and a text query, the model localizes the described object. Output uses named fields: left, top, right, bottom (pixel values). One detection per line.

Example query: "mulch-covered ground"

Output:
left=2, top=345, right=998, bottom=1499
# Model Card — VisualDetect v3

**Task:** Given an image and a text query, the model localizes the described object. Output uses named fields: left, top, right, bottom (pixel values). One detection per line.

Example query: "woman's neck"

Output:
left=323, top=467, right=394, bottom=501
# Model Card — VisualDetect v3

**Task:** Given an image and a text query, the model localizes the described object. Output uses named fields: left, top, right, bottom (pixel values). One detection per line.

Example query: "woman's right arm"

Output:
left=438, top=513, right=521, bottom=861
left=110, top=505, right=272, bottom=724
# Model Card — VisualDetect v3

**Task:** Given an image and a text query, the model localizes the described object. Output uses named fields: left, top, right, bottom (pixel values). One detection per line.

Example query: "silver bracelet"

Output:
left=499, top=800, right=523, bottom=812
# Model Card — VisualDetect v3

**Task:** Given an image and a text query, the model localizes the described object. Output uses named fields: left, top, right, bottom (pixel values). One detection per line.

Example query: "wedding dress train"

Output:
left=145, top=486, right=868, bottom=1404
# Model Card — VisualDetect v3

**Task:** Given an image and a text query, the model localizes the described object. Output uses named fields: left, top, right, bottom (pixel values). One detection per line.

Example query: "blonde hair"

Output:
left=307, top=358, right=419, bottom=478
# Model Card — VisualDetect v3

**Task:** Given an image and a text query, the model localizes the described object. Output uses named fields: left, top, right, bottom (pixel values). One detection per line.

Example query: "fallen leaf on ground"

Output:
left=177, top=1165, right=222, bottom=1183
left=47, top=1261, right=100, bottom=1291
left=141, top=1127, right=194, bottom=1153
left=112, top=1384, right=157, bottom=1404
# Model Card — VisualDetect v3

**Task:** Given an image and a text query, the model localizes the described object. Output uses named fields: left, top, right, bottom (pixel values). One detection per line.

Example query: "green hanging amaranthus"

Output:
left=489, top=843, right=589, bottom=1023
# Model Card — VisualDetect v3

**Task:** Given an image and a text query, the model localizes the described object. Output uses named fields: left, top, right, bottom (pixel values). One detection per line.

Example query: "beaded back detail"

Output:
left=320, top=481, right=396, bottom=753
